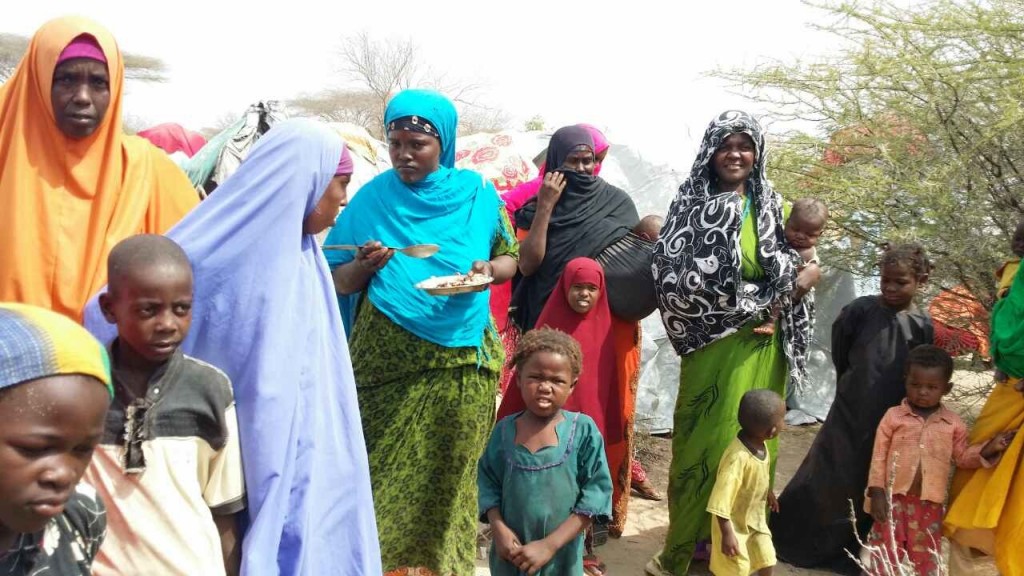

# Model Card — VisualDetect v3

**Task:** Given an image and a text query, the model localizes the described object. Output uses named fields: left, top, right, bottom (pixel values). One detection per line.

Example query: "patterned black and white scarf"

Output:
left=653, top=110, right=811, bottom=388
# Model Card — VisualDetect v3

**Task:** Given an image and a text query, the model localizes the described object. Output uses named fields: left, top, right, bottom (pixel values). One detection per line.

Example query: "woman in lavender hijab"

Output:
left=85, top=119, right=379, bottom=575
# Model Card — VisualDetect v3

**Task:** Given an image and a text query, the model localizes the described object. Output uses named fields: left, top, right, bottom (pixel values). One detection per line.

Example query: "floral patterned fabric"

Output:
left=865, top=493, right=943, bottom=576
left=0, top=484, right=106, bottom=576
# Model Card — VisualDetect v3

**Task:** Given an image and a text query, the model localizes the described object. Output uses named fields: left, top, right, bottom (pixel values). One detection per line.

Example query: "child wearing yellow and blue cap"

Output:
left=0, top=303, right=111, bottom=576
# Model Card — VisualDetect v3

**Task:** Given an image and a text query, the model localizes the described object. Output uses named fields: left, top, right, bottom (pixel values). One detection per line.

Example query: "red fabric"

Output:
left=933, top=322, right=982, bottom=358
left=865, top=493, right=943, bottom=576
left=630, top=459, right=648, bottom=483
left=137, top=123, right=207, bottom=158
left=496, top=257, right=624, bottom=443
left=490, top=281, right=511, bottom=332
left=928, top=285, right=990, bottom=360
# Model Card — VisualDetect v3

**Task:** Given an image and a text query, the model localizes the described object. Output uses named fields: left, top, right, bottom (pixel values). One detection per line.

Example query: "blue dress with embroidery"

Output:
left=478, top=410, right=613, bottom=575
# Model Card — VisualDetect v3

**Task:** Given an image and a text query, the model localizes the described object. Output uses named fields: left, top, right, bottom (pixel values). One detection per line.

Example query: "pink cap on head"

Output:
left=57, top=34, right=107, bottom=65
left=335, top=144, right=354, bottom=176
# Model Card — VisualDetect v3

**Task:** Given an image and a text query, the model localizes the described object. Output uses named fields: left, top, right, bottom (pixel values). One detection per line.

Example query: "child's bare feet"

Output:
left=753, top=322, right=776, bottom=336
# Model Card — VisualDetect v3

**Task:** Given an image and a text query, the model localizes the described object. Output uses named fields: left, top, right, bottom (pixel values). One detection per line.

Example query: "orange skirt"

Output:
left=607, top=316, right=641, bottom=536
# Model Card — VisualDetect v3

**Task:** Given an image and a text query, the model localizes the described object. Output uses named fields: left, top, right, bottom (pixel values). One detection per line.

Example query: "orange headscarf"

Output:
left=0, top=16, right=198, bottom=322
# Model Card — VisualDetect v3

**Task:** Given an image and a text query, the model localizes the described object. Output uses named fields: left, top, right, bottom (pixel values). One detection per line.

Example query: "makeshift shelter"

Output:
left=180, top=101, right=288, bottom=197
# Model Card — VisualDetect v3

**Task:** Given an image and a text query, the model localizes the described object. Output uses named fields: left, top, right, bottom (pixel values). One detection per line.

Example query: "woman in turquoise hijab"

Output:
left=327, top=89, right=519, bottom=575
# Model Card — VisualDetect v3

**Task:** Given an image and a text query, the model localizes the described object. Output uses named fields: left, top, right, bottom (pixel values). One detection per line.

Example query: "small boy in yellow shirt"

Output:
left=707, top=389, right=786, bottom=576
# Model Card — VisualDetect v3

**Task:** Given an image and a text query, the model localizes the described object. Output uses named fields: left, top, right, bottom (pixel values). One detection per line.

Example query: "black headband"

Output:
left=387, top=115, right=440, bottom=144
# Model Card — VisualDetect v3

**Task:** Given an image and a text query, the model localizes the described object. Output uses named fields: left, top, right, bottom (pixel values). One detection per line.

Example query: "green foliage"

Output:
left=715, top=0, right=1024, bottom=306
left=524, top=114, right=546, bottom=131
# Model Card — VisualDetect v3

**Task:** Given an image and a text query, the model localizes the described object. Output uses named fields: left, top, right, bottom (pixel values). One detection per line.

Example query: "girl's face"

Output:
left=389, top=131, right=441, bottom=184
left=880, top=263, right=925, bottom=310
left=0, top=375, right=108, bottom=541
left=517, top=351, right=577, bottom=419
left=303, top=174, right=352, bottom=235
left=567, top=282, right=600, bottom=314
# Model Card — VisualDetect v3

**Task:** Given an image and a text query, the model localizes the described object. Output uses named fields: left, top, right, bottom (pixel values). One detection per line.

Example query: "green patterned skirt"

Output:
left=358, top=365, right=495, bottom=575
left=658, top=322, right=787, bottom=575
left=350, top=302, right=502, bottom=575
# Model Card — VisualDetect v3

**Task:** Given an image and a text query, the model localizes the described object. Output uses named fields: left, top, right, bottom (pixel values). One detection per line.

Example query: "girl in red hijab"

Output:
left=499, top=258, right=619, bottom=434
left=497, top=258, right=645, bottom=571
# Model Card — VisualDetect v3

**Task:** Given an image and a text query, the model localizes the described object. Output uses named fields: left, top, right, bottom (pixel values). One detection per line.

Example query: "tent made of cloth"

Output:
left=179, top=101, right=288, bottom=197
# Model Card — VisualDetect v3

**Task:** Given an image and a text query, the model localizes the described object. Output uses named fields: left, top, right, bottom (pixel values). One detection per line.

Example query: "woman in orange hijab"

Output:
left=0, top=16, right=197, bottom=321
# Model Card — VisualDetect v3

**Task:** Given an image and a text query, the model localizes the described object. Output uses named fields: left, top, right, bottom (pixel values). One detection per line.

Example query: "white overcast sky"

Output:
left=5, top=0, right=843, bottom=166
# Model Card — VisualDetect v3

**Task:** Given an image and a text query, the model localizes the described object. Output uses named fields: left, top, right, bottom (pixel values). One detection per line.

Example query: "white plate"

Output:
left=415, top=274, right=494, bottom=296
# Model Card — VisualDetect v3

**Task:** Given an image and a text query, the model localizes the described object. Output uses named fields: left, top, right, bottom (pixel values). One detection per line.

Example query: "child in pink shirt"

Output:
left=863, top=345, right=1015, bottom=575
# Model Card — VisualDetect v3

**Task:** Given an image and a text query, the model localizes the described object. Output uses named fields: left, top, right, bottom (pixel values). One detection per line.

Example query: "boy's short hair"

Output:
left=906, top=344, right=954, bottom=381
left=790, top=198, right=829, bottom=224
left=738, top=389, right=784, bottom=433
left=512, top=327, right=583, bottom=376
left=107, top=234, right=192, bottom=294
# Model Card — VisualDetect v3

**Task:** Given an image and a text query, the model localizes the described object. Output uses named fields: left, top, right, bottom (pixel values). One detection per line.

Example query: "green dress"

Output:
left=478, top=411, right=613, bottom=576
left=349, top=208, right=518, bottom=575
left=658, top=198, right=789, bottom=575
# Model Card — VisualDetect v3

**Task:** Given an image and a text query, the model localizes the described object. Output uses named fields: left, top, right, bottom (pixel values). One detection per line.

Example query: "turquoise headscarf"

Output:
left=326, top=89, right=508, bottom=349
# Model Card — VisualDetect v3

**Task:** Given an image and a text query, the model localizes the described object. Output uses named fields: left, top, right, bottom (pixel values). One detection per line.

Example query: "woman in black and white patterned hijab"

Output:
left=647, top=110, right=819, bottom=576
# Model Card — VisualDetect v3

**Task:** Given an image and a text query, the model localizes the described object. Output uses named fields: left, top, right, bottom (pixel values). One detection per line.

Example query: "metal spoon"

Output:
left=322, top=243, right=440, bottom=258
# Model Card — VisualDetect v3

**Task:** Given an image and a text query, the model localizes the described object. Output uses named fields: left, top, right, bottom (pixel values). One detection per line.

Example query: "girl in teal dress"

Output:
left=479, top=328, right=613, bottom=575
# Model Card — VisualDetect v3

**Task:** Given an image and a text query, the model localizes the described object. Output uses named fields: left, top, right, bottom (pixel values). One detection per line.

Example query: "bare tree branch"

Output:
left=335, top=31, right=506, bottom=136
left=1, top=31, right=169, bottom=83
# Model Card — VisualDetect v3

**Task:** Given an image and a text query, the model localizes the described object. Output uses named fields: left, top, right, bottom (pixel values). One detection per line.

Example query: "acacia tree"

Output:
left=1, top=32, right=168, bottom=82
left=291, top=31, right=508, bottom=138
left=716, top=0, right=1024, bottom=306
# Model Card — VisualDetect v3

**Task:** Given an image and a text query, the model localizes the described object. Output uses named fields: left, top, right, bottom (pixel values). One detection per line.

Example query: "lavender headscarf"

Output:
left=85, top=119, right=381, bottom=575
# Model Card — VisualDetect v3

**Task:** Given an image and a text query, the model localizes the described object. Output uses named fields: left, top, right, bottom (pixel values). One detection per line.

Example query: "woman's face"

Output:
left=711, top=133, right=756, bottom=189
left=303, top=174, right=352, bottom=235
left=389, top=131, right=441, bottom=184
left=50, top=58, right=110, bottom=139
left=559, top=147, right=596, bottom=175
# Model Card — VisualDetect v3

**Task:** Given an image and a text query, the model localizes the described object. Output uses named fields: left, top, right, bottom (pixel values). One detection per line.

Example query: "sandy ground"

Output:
left=474, top=369, right=999, bottom=575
